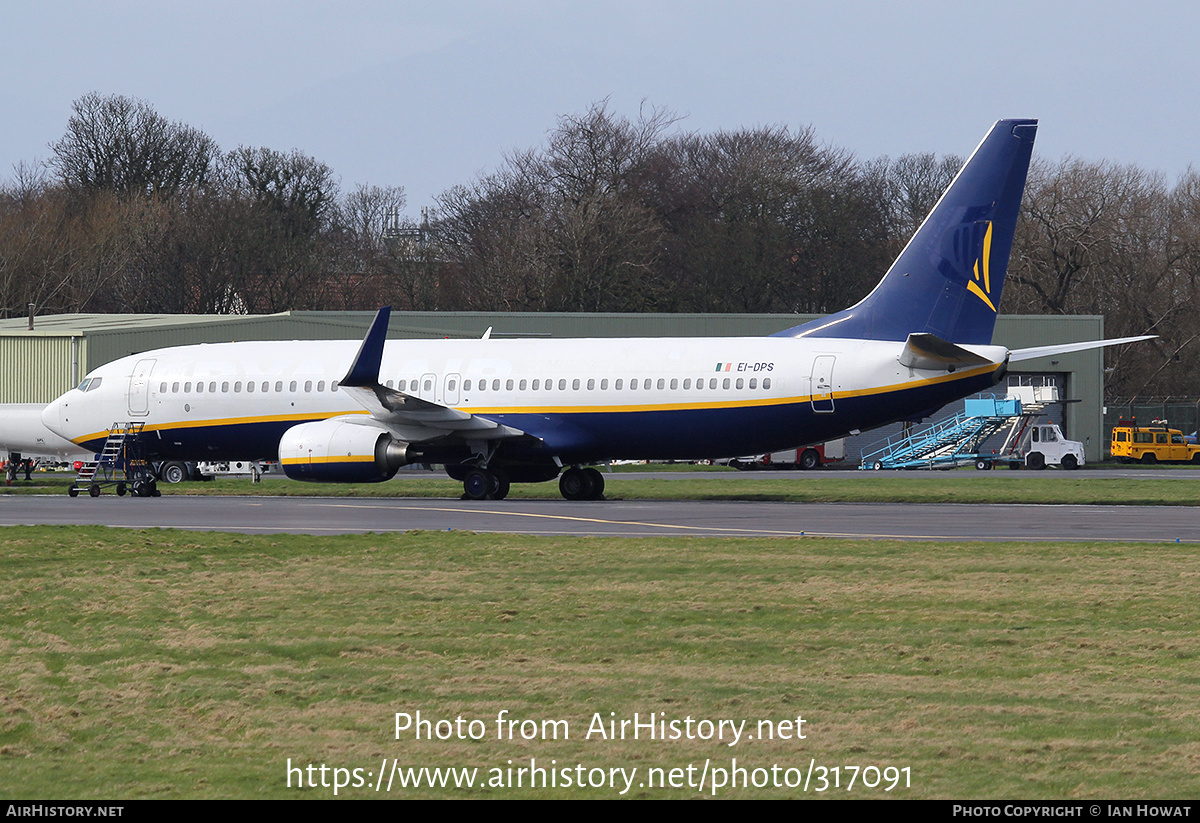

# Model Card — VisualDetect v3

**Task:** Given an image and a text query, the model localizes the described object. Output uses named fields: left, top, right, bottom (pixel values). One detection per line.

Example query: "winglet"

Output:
left=341, top=306, right=391, bottom=387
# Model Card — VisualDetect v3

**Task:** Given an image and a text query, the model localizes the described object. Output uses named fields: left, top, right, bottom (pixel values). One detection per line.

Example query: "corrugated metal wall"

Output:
left=0, top=336, right=82, bottom=403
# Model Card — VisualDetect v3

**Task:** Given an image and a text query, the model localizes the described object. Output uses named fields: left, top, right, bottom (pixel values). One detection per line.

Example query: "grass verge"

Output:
left=1, top=527, right=1197, bottom=798
left=7, top=469, right=1200, bottom=506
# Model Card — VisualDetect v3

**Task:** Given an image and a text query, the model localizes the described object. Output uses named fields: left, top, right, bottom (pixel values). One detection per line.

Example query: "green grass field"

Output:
left=2, top=526, right=1198, bottom=799
left=7, top=468, right=1200, bottom=506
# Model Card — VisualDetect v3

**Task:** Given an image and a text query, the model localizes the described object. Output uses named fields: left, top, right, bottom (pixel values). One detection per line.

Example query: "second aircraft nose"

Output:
left=41, top=396, right=66, bottom=439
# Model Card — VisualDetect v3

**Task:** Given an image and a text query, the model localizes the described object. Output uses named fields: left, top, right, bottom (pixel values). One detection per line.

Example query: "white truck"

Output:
left=989, top=420, right=1085, bottom=470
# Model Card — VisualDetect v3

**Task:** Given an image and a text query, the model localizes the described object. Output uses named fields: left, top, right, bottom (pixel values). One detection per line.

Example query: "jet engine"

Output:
left=278, top=419, right=416, bottom=482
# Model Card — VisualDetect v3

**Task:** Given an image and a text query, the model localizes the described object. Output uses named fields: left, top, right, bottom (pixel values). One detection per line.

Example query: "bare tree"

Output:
left=49, top=92, right=218, bottom=199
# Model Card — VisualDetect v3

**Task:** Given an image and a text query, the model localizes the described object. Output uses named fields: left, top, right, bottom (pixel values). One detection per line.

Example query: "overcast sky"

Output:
left=3, top=1, right=1197, bottom=217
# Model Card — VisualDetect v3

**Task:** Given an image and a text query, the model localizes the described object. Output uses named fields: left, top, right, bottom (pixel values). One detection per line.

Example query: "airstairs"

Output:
left=859, top=382, right=1067, bottom=470
left=860, top=397, right=1023, bottom=470
left=69, top=422, right=159, bottom=498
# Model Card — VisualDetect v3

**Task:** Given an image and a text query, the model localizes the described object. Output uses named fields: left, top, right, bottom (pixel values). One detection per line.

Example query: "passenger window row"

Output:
left=160, top=380, right=340, bottom=394
left=382, top=376, right=773, bottom=394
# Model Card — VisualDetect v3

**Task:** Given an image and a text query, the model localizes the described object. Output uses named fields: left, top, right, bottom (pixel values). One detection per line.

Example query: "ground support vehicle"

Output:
left=729, top=440, right=845, bottom=470
left=1110, top=419, right=1200, bottom=464
left=991, top=419, right=1085, bottom=470
left=68, top=422, right=160, bottom=497
left=860, top=398, right=1023, bottom=470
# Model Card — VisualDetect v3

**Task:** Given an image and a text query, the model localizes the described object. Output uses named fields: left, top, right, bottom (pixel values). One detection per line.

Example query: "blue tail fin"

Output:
left=775, top=119, right=1037, bottom=345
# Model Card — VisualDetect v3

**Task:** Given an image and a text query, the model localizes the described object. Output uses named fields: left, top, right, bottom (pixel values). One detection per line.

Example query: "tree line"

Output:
left=2, top=94, right=1197, bottom=397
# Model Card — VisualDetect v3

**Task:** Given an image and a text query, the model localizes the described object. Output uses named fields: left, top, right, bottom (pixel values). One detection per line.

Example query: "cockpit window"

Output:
left=77, top=378, right=91, bottom=392
left=85, top=377, right=102, bottom=392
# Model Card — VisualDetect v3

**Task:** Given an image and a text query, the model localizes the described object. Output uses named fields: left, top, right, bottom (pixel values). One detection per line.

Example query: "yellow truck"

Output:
left=1110, top=419, right=1200, bottom=464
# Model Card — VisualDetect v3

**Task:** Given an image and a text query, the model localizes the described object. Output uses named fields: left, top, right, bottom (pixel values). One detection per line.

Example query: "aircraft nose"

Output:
left=41, top=396, right=66, bottom=438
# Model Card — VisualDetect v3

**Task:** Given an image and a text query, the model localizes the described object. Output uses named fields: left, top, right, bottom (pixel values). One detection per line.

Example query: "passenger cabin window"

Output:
left=247, top=381, right=255, bottom=393
left=317, top=381, right=325, bottom=392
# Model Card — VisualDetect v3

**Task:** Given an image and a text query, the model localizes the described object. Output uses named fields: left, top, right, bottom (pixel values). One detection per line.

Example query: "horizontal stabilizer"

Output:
left=899, top=333, right=995, bottom=371
left=1009, top=335, right=1157, bottom=363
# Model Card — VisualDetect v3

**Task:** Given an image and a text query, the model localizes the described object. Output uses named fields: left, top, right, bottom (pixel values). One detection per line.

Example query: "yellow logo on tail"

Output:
left=966, top=221, right=997, bottom=312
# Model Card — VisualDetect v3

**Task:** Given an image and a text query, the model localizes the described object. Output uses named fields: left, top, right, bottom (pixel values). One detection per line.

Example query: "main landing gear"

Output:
left=456, top=465, right=606, bottom=501
left=558, top=466, right=605, bottom=501
left=461, top=467, right=511, bottom=501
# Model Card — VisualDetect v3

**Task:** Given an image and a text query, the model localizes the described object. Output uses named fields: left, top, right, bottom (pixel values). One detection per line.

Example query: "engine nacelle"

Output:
left=278, top=419, right=415, bottom=482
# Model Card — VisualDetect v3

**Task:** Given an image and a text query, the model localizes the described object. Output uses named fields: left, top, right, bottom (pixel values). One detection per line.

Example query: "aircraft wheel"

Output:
left=1061, top=454, right=1078, bottom=470
left=559, top=467, right=595, bottom=501
left=463, top=469, right=493, bottom=501
left=160, top=461, right=188, bottom=484
left=799, top=449, right=820, bottom=470
left=68, top=485, right=79, bottom=498
left=490, top=469, right=510, bottom=501
left=582, top=467, right=605, bottom=500
left=88, top=483, right=101, bottom=498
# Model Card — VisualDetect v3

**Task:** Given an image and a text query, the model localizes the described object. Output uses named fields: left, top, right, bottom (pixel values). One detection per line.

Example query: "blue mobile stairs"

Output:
left=68, top=422, right=160, bottom=498
left=859, top=397, right=1023, bottom=471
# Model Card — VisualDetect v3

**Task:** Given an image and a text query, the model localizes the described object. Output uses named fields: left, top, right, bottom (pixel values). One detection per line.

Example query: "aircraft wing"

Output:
left=338, top=307, right=529, bottom=444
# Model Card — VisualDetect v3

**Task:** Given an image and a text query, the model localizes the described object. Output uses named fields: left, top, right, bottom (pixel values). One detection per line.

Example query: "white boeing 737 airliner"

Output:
left=39, top=120, right=1151, bottom=499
